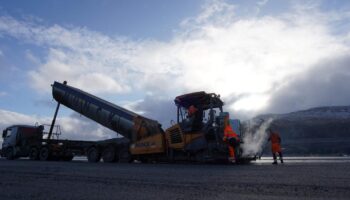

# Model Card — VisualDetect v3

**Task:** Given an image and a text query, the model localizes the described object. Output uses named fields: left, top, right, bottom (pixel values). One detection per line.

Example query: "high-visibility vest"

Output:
left=188, top=105, right=198, bottom=117
left=269, top=132, right=282, bottom=153
left=224, top=125, right=238, bottom=140
left=270, top=133, right=281, bottom=144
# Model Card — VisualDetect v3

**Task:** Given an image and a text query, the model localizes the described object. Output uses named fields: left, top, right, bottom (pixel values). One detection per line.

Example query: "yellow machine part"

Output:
left=165, top=124, right=203, bottom=150
left=129, top=133, right=165, bottom=155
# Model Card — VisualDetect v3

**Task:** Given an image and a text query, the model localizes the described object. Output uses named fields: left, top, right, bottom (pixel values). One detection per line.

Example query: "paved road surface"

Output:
left=0, top=159, right=349, bottom=200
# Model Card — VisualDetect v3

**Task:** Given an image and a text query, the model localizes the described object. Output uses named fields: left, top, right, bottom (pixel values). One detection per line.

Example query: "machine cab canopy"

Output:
left=174, top=91, right=223, bottom=110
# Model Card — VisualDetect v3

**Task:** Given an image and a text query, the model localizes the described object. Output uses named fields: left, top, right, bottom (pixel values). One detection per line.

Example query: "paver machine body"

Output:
left=163, top=91, right=243, bottom=162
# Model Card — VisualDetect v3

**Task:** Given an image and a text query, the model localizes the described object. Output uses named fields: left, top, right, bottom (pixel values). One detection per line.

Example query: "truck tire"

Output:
left=39, top=147, right=51, bottom=161
left=87, top=147, right=101, bottom=163
left=102, top=146, right=116, bottom=163
left=29, top=147, right=39, bottom=160
left=5, top=147, right=15, bottom=160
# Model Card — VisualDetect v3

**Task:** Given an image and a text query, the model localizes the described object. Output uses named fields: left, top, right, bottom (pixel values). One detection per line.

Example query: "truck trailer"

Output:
left=1, top=124, right=96, bottom=161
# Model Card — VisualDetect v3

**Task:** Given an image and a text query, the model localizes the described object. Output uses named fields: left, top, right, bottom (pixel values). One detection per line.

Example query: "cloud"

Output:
left=25, top=49, right=41, bottom=64
left=0, top=15, right=136, bottom=94
left=0, top=0, right=349, bottom=122
left=127, top=95, right=178, bottom=127
left=180, top=0, right=236, bottom=27
left=265, top=55, right=350, bottom=114
left=0, top=109, right=117, bottom=145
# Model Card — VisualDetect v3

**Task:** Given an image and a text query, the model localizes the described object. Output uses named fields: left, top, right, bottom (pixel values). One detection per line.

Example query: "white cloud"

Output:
left=180, top=0, right=236, bottom=27
left=0, top=0, right=349, bottom=121
left=25, top=49, right=40, bottom=64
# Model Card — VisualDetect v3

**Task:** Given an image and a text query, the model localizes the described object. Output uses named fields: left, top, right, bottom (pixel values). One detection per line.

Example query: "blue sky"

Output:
left=0, top=0, right=202, bottom=40
left=0, top=0, right=350, bottom=141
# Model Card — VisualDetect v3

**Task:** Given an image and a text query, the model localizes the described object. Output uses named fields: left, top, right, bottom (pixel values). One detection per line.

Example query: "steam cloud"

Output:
left=241, top=118, right=274, bottom=156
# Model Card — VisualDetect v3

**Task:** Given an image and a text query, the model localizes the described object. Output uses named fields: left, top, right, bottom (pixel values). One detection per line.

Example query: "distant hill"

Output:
left=248, top=106, right=350, bottom=156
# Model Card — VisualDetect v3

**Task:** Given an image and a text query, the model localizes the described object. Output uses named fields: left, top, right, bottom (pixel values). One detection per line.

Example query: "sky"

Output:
left=0, top=0, right=350, bottom=142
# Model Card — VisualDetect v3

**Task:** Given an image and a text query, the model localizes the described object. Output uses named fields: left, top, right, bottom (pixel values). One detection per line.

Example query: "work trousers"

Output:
left=272, top=152, right=283, bottom=163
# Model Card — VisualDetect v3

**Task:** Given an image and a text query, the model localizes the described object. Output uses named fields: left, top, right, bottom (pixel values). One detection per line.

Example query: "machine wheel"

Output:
left=5, top=147, right=15, bottom=160
left=87, top=147, right=101, bottom=163
left=39, top=147, right=51, bottom=161
left=29, top=147, right=39, bottom=160
left=102, top=146, right=116, bottom=163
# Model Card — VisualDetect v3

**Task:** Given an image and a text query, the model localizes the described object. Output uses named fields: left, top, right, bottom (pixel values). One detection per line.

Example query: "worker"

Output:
left=188, top=105, right=198, bottom=117
left=223, top=115, right=239, bottom=163
left=185, top=105, right=203, bottom=131
left=268, top=128, right=284, bottom=164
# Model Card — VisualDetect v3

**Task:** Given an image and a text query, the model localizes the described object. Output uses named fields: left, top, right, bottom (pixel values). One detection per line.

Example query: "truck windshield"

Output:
left=3, top=129, right=12, bottom=138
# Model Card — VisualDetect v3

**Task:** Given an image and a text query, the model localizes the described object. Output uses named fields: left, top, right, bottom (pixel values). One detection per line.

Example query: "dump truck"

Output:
left=51, top=81, right=254, bottom=163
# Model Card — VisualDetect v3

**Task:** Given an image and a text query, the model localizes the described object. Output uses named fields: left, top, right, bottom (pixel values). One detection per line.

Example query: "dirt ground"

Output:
left=0, top=158, right=349, bottom=200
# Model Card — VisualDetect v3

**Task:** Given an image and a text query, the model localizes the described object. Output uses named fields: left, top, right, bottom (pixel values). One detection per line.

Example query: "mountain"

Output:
left=251, top=106, right=350, bottom=156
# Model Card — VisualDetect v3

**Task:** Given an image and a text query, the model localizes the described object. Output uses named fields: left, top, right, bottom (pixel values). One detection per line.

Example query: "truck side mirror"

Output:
left=2, top=130, right=6, bottom=138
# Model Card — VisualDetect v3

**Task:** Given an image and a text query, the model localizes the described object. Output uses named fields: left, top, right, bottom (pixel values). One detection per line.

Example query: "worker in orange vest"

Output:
left=185, top=105, right=201, bottom=131
left=223, top=115, right=240, bottom=163
left=188, top=105, right=198, bottom=117
left=268, top=128, right=284, bottom=164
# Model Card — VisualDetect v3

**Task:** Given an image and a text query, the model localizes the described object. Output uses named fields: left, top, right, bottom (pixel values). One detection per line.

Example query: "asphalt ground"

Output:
left=0, top=158, right=349, bottom=200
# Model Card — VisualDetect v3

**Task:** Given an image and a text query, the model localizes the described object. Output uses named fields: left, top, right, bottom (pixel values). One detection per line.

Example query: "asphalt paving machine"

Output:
left=52, top=81, right=254, bottom=163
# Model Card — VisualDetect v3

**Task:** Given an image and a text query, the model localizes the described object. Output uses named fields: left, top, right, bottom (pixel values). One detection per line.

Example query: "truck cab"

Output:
left=1, top=125, right=44, bottom=160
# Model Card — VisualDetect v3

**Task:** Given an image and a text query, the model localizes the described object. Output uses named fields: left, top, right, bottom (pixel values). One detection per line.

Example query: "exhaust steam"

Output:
left=241, top=118, right=274, bottom=157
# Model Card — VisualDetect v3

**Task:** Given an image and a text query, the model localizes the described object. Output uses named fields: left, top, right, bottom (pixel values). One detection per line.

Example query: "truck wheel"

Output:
left=39, top=147, right=51, bottom=161
left=29, top=148, right=39, bottom=160
left=102, top=146, right=116, bottom=163
left=5, top=147, right=15, bottom=160
left=87, top=147, right=101, bottom=163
